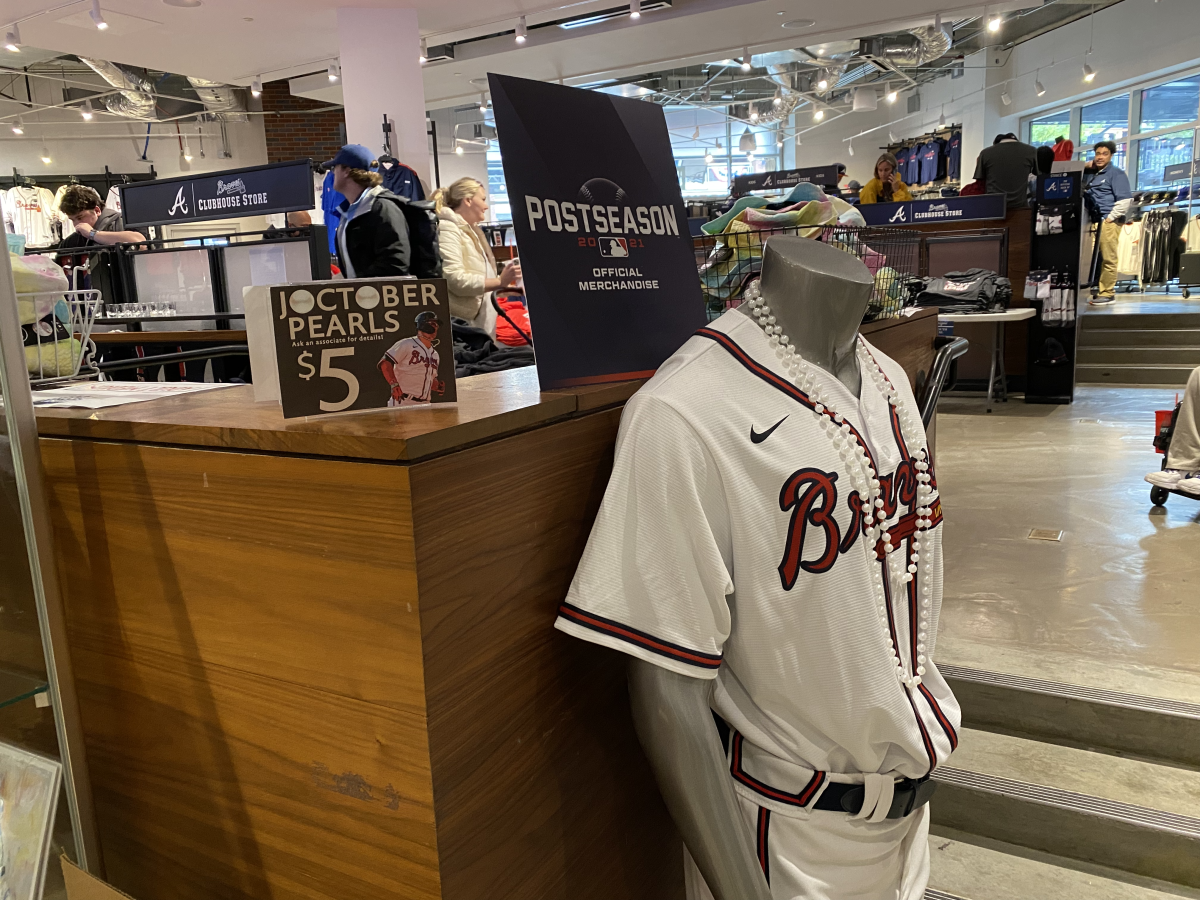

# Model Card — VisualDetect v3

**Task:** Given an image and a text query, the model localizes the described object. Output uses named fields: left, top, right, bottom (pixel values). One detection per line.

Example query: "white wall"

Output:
left=995, top=0, right=1200, bottom=139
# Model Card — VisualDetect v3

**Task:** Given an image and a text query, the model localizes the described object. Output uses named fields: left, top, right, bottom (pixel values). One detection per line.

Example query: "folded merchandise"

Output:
left=702, top=196, right=770, bottom=235
left=913, top=268, right=1011, bottom=313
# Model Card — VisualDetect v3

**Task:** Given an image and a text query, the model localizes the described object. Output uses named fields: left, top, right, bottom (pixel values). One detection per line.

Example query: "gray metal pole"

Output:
left=0, top=249, right=102, bottom=873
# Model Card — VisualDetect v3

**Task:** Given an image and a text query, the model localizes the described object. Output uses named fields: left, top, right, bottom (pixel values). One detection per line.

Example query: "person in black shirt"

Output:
left=973, top=133, right=1038, bottom=209
left=56, top=184, right=145, bottom=248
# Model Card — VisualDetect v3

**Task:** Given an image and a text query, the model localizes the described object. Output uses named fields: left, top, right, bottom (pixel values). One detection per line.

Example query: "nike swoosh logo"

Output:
left=750, top=415, right=788, bottom=444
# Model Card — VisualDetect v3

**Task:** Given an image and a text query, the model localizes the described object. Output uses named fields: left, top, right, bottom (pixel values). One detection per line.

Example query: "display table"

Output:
left=938, top=308, right=1037, bottom=411
left=34, top=309, right=937, bottom=900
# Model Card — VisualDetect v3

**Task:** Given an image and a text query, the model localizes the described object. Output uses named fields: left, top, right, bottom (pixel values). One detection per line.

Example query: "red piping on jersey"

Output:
left=873, top=501, right=942, bottom=558
left=918, top=684, right=959, bottom=750
left=879, top=557, right=904, bottom=679
left=730, top=731, right=826, bottom=808
left=756, top=807, right=772, bottom=885
left=557, top=603, right=722, bottom=670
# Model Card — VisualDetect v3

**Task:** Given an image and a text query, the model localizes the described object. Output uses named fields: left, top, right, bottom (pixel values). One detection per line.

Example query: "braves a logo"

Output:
left=777, top=457, right=921, bottom=589
left=168, top=187, right=189, bottom=217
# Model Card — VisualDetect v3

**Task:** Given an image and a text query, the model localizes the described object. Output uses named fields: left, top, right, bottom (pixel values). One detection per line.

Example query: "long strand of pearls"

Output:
left=743, top=280, right=934, bottom=690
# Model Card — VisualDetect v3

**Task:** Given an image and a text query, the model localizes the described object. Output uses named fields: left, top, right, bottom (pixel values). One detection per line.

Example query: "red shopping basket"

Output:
left=1154, top=396, right=1180, bottom=454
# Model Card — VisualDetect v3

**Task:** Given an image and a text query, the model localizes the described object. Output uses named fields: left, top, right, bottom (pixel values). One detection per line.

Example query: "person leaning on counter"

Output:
left=857, top=153, right=913, bottom=205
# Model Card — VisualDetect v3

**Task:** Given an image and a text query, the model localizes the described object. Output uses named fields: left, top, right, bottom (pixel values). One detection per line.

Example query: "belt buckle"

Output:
left=887, top=776, right=937, bottom=819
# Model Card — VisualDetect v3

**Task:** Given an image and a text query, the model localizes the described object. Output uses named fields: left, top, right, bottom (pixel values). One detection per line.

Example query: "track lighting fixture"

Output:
left=183, top=138, right=193, bottom=162
left=813, top=107, right=824, bottom=121
left=40, top=144, right=51, bottom=164
left=987, top=14, right=1001, bottom=33
left=848, top=141, right=855, bottom=157
left=691, top=125, right=700, bottom=140
left=888, top=130, right=897, bottom=143
left=816, top=71, right=829, bottom=91
left=1000, top=89, right=1012, bottom=106
left=328, top=61, right=340, bottom=82
left=1083, top=61, right=1096, bottom=82
left=776, top=136, right=784, bottom=147
left=516, top=16, right=527, bottom=43
left=81, top=99, right=94, bottom=120
left=419, top=38, right=428, bottom=63
left=705, top=150, right=714, bottom=164
left=749, top=106, right=759, bottom=123
left=741, top=47, right=751, bottom=72
left=739, top=127, right=756, bottom=153
left=90, top=0, right=108, bottom=30
left=938, top=107, right=946, bottom=127
left=455, top=142, right=464, bottom=155
left=773, top=86, right=782, bottom=107
left=11, top=116, right=23, bottom=135
left=887, top=89, right=898, bottom=104
left=629, top=0, right=641, bottom=19
left=4, top=24, right=20, bottom=52
left=1035, top=72, right=1046, bottom=96
left=479, top=93, right=488, bottom=113
left=251, top=77, right=262, bottom=97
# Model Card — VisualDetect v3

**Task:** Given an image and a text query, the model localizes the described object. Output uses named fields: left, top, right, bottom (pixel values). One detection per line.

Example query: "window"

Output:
left=1029, top=110, right=1070, bottom=147
left=665, top=106, right=780, bottom=197
left=1081, top=94, right=1129, bottom=151
left=1140, top=76, right=1200, bottom=133
left=1136, top=130, right=1194, bottom=190
left=485, top=148, right=512, bottom=223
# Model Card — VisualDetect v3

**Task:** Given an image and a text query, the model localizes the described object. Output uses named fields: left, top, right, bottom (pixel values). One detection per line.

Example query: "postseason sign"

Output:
left=121, top=160, right=315, bottom=228
left=269, top=278, right=457, bottom=419
left=490, top=73, right=706, bottom=389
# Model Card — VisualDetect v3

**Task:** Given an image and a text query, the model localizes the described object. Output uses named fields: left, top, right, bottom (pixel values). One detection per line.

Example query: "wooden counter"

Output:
left=38, top=312, right=936, bottom=900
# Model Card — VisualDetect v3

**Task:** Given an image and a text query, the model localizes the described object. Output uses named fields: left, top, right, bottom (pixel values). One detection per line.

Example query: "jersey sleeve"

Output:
left=555, top=393, right=733, bottom=679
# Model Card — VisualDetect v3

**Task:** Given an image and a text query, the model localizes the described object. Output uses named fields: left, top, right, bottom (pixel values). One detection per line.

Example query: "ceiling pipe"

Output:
left=76, top=57, right=157, bottom=119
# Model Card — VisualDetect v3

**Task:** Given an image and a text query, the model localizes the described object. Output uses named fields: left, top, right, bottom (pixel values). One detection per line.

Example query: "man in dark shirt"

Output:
left=973, top=133, right=1038, bottom=209
left=57, top=184, right=145, bottom=248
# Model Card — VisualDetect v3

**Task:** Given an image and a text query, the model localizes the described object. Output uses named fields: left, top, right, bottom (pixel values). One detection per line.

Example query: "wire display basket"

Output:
left=16, top=289, right=102, bottom=385
left=695, top=223, right=920, bottom=322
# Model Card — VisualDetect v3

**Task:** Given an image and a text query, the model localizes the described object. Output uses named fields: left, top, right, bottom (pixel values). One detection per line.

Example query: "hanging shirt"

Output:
left=5, top=185, right=57, bottom=248
left=894, top=148, right=910, bottom=186
left=104, top=185, right=123, bottom=214
left=946, top=132, right=962, bottom=181
left=556, top=309, right=958, bottom=783
left=918, top=141, right=939, bottom=184
left=322, top=170, right=346, bottom=257
left=1052, top=139, right=1074, bottom=162
left=906, top=146, right=923, bottom=185
left=379, top=161, right=425, bottom=201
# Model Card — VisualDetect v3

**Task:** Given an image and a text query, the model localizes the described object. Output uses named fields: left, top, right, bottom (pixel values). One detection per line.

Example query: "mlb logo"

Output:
left=599, top=237, right=630, bottom=257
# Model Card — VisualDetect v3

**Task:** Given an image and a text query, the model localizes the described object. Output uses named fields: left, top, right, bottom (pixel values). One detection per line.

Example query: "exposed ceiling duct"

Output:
left=858, top=23, right=953, bottom=69
left=186, top=76, right=248, bottom=122
left=77, top=57, right=157, bottom=119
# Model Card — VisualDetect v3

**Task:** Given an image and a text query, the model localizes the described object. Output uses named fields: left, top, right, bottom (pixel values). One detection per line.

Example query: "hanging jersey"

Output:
left=556, top=309, right=959, bottom=784
left=946, top=132, right=962, bottom=181
left=383, top=336, right=439, bottom=404
left=105, top=185, right=123, bottom=214
left=5, top=186, right=57, bottom=248
left=379, top=162, right=425, bottom=201
left=906, top=147, right=922, bottom=185
left=919, top=141, right=941, bottom=184
left=1052, top=139, right=1074, bottom=162
left=893, top=148, right=910, bottom=187
left=322, top=170, right=346, bottom=257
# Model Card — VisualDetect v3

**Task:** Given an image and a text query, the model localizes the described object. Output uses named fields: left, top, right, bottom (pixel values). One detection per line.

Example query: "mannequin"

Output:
left=629, top=238, right=873, bottom=900
left=556, top=236, right=957, bottom=900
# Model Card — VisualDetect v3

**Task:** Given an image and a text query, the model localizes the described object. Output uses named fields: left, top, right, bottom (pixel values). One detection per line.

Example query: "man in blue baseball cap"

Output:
left=325, top=143, right=414, bottom=278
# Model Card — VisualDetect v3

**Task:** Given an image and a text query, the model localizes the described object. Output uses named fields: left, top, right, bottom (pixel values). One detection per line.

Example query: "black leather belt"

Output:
left=812, top=776, right=936, bottom=819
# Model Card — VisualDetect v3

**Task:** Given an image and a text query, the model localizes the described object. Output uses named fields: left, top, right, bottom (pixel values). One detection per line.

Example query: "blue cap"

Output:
left=324, top=144, right=374, bottom=170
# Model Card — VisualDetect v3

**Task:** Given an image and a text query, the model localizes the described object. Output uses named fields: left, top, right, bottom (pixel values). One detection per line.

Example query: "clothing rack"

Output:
left=1, top=165, right=156, bottom=194
left=883, top=124, right=960, bottom=155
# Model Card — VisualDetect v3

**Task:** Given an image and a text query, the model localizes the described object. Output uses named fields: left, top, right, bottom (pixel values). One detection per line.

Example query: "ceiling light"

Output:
left=939, top=108, right=946, bottom=127
left=705, top=150, right=714, bottom=163
left=419, top=38, right=428, bottom=63
left=40, top=144, right=51, bottom=164
left=701, top=85, right=711, bottom=102
left=773, top=87, right=782, bottom=107
left=516, top=15, right=527, bottom=43
left=887, top=89, right=898, bottom=104
left=691, top=125, right=700, bottom=139
left=813, top=108, right=824, bottom=121
left=90, top=0, right=108, bottom=30
left=749, top=107, right=759, bottom=123
left=987, top=15, right=1002, bottom=33
left=848, top=141, right=855, bottom=157
left=251, top=77, right=262, bottom=97
left=776, top=136, right=784, bottom=147
left=479, top=93, right=488, bottom=113
left=1035, top=77, right=1046, bottom=97
left=328, top=61, right=340, bottom=82
left=4, top=24, right=20, bottom=52
left=183, top=137, right=193, bottom=162
left=741, top=47, right=751, bottom=72
left=11, top=116, right=23, bottom=135
left=715, top=139, right=722, bottom=150
left=81, top=99, right=94, bottom=120
left=1083, top=62, right=1096, bottom=82
left=739, top=127, right=756, bottom=152
left=888, top=130, right=897, bottom=143
left=629, top=0, right=641, bottom=19
left=1000, top=89, right=1011, bottom=106
left=816, top=71, right=829, bottom=91
left=455, top=142, right=464, bottom=155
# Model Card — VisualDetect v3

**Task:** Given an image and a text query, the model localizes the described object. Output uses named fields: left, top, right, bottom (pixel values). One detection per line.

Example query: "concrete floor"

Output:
left=1086, top=291, right=1200, bottom=316
left=934, top=387, right=1200, bottom=702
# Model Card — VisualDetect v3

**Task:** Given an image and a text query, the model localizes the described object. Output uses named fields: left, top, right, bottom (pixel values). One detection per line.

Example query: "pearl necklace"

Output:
left=743, top=280, right=936, bottom=690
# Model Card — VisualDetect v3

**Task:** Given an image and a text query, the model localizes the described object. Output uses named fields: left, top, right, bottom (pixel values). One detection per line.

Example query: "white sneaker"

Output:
left=1177, top=476, right=1200, bottom=496
left=1145, top=469, right=1197, bottom=488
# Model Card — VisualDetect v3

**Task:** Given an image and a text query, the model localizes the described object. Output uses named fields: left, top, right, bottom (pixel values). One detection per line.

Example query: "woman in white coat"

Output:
left=434, top=178, right=521, bottom=337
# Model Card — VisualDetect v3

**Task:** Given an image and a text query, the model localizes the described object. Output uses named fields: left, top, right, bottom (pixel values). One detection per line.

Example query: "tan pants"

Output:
left=1167, top=365, right=1200, bottom=471
left=1097, top=220, right=1121, bottom=298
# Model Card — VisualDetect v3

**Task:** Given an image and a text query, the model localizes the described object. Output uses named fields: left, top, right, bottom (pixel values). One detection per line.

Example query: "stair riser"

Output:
left=946, top=677, right=1200, bottom=768
left=1077, top=347, right=1200, bottom=365
left=931, top=786, right=1200, bottom=888
left=1076, top=366, right=1194, bottom=385
left=1081, top=314, right=1200, bottom=330
left=1079, top=329, right=1200, bottom=347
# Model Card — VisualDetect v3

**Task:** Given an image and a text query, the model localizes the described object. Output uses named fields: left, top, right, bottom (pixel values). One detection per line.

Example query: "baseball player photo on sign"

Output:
left=269, top=278, right=457, bottom=419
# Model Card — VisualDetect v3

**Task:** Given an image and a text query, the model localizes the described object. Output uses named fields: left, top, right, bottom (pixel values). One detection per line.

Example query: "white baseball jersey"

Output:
left=105, top=185, right=122, bottom=215
left=384, top=336, right=439, bottom=405
left=557, top=307, right=958, bottom=778
left=5, top=186, right=57, bottom=248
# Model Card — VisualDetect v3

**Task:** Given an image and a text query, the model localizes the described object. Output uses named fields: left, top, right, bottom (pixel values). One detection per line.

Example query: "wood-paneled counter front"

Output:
left=35, top=310, right=936, bottom=900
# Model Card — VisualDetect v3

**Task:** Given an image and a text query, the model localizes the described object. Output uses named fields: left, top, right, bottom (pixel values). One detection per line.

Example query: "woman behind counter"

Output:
left=858, top=153, right=913, bottom=205
left=435, top=177, right=521, bottom=337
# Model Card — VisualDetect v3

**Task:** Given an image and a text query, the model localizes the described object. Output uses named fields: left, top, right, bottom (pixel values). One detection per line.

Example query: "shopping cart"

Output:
left=16, top=288, right=102, bottom=385
left=1149, top=398, right=1199, bottom=506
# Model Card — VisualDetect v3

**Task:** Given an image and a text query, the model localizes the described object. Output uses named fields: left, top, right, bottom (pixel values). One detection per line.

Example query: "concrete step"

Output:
left=1076, top=364, right=1194, bottom=385
left=931, top=728, right=1200, bottom=888
left=1079, top=328, right=1200, bottom=348
left=940, top=664, right=1200, bottom=769
left=1080, top=312, right=1200, bottom=330
left=1076, top=347, right=1200, bottom=366
left=927, top=834, right=1197, bottom=900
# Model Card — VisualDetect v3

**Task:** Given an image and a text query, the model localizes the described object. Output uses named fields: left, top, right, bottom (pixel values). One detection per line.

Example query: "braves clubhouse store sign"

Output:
left=120, top=160, right=315, bottom=228
left=858, top=193, right=1007, bottom=227
left=489, top=73, right=706, bottom=389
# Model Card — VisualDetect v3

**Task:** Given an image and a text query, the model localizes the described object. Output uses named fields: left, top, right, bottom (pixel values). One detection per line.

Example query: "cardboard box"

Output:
left=61, top=856, right=137, bottom=900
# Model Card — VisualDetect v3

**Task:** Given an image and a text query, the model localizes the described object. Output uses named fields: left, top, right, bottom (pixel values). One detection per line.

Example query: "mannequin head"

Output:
left=755, top=236, right=873, bottom=394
